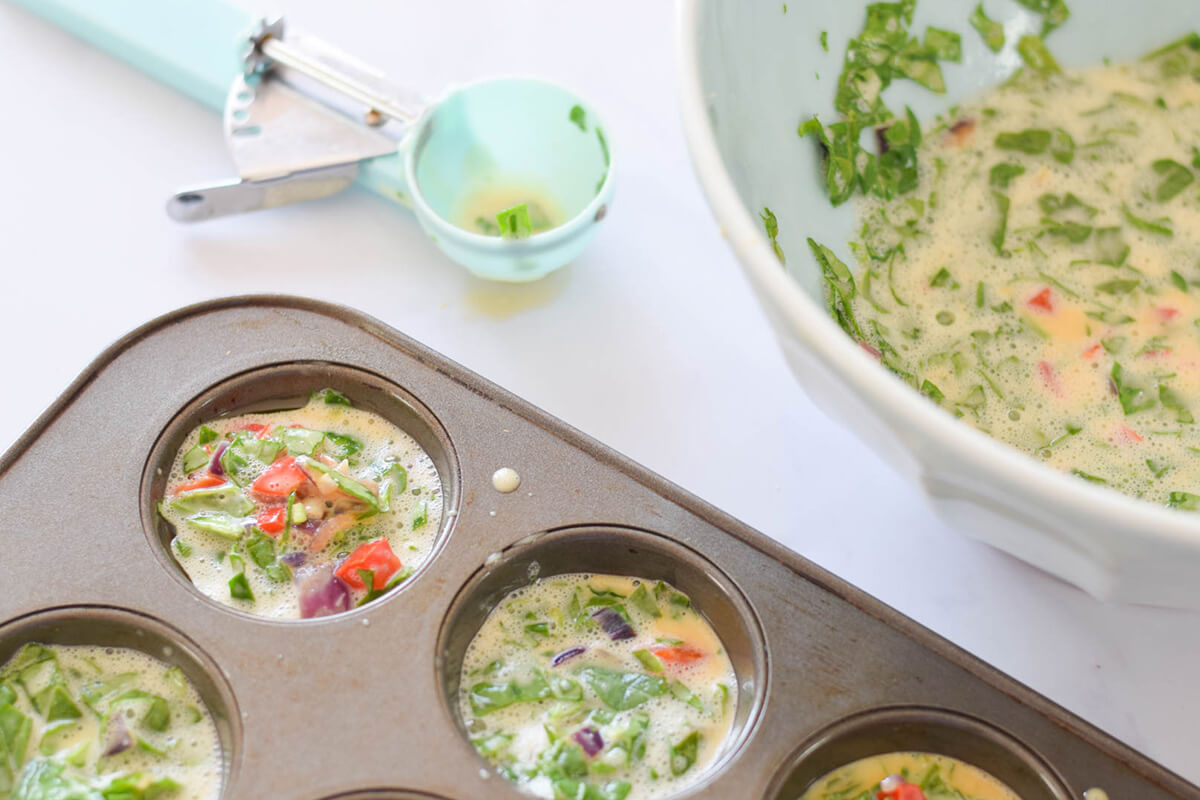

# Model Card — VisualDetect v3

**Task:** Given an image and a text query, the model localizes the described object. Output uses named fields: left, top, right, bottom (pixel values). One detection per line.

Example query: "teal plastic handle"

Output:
left=10, top=0, right=411, bottom=205
left=9, top=0, right=255, bottom=111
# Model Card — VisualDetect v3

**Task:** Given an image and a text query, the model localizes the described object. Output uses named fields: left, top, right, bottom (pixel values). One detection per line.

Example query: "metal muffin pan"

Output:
left=0, top=296, right=1195, bottom=800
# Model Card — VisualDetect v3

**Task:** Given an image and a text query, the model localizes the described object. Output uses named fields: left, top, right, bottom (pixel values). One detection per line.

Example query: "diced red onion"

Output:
left=590, top=607, right=634, bottom=641
left=551, top=646, right=586, bottom=666
left=209, top=441, right=229, bottom=477
left=880, top=775, right=905, bottom=793
left=102, top=716, right=133, bottom=756
left=572, top=726, right=604, bottom=757
left=297, top=565, right=351, bottom=619
left=280, top=552, right=307, bottom=567
left=295, top=518, right=322, bottom=536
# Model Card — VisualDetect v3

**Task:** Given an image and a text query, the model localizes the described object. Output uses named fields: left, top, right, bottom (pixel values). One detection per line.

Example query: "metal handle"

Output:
left=166, top=164, right=359, bottom=222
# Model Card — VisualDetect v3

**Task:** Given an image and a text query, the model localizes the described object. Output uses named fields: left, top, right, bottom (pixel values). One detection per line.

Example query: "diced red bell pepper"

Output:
left=174, top=474, right=226, bottom=495
left=1027, top=288, right=1053, bottom=313
left=1156, top=307, right=1179, bottom=322
left=250, top=457, right=306, bottom=497
left=241, top=423, right=274, bottom=440
left=1118, top=425, right=1144, bottom=444
left=878, top=785, right=926, bottom=800
left=649, top=644, right=706, bottom=664
left=257, top=507, right=287, bottom=535
left=1082, top=343, right=1101, bottom=359
left=1038, top=361, right=1063, bottom=397
left=335, top=538, right=402, bottom=591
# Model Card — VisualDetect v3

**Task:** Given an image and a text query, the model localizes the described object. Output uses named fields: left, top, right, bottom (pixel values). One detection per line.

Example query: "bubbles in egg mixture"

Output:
left=796, top=752, right=1020, bottom=800
left=160, top=397, right=444, bottom=619
left=459, top=573, right=738, bottom=800
left=844, top=56, right=1200, bottom=505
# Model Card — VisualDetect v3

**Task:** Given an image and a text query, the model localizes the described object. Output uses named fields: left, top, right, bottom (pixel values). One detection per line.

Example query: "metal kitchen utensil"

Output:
left=0, top=296, right=1196, bottom=800
left=10, top=0, right=614, bottom=282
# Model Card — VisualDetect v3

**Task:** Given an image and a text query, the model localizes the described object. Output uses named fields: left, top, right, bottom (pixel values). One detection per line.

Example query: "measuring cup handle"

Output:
left=10, top=0, right=256, bottom=111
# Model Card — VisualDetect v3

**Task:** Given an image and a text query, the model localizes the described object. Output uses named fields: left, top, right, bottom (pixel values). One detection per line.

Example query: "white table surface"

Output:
left=2, top=0, right=1197, bottom=790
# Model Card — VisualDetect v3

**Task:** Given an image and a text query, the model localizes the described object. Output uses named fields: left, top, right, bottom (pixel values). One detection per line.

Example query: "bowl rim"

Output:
left=674, top=0, right=1200, bottom=568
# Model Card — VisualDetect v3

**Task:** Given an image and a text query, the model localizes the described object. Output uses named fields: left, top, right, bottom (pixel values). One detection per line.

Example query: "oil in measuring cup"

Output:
left=453, top=181, right=567, bottom=238
left=406, top=78, right=613, bottom=282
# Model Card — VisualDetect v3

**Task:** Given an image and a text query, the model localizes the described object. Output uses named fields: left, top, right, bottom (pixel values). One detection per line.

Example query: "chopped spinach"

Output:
left=970, top=4, right=1005, bottom=52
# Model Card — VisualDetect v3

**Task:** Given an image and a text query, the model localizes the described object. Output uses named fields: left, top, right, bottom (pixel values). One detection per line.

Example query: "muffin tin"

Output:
left=0, top=295, right=1195, bottom=800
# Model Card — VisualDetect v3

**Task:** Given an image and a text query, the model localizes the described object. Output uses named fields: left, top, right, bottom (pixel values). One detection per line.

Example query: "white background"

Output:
left=1, top=0, right=1197, bottom=788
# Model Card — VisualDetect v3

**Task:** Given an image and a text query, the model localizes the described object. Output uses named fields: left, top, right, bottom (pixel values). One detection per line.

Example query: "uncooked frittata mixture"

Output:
left=795, top=0, right=1200, bottom=505
left=459, top=574, right=737, bottom=800
left=797, top=752, right=1020, bottom=800
left=0, top=643, right=222, bottom=800
left=160, top=389, right=443, bottom=619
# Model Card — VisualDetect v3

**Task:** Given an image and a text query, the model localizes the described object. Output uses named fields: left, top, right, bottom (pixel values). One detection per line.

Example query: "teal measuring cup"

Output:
left=399, top=77, right=613, bottom=282
left=12, top=0, right=614, bottom=282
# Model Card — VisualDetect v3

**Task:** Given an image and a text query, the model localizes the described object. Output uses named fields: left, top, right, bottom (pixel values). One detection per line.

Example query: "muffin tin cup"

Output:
left=319, top=793, right=453, bottom=800
left=766, top=706, right=1072, bottom=800
left=0, top=606, right=241, bottom=794
left=437, top=525, right=768, bottom=790
left=0, top=295, right=1195, bottom=800
left=140, top=361, right=461, bottom=623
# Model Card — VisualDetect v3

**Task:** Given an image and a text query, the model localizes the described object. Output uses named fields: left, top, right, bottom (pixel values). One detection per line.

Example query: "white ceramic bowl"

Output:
left=678, top=0, right=1200, bottom=608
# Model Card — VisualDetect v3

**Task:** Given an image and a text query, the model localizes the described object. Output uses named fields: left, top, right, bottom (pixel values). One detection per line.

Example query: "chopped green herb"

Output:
left=469, top=674, right=552, bottom=716
left=995, top=128, right=1051, bottom=154
left=970, top=4, right=1005, bottom=52
left=1072, top=469, right=1107, bottom=484
left=569, top=105, right=587, bottom=132
left=924, top=28, right=962, bottom=62
left=1168, top=491, right=1200, bottom=510
left=1111, top=362, right=1157, bottom=415
left=181, top=445, right=210, bottom=474
left=577, top=667, right=667, bottom=711
left=313, top=388, right=352, bottom=406
left=322, top=431, right=363, bottom=462
left=809, top=238, right=863, bottom=339
left=930, top=267, right=959, bottom=288
left=1014, top=0, right=1069, bottom=36
left=799, top=2, right=958, bottom=207
left=920, top=380, right=945, bottom=404
left=228, top=571, right=253, bottom=601
left=760, top=207, right=785, bottom=264
left=991, top=191, right=1011, bottom=254
left=1159, top=385, right=1194, bottom=424
left=1093, top=227, right=1130, bottom=266
left=1151, top=159, right=1194, bottom=202
left=989, top=163, right=1025, bottom=189
left=669, top=731, right=701, bottom=776
left=1050, top=127, right=1075, bottom=163
left=1017, top=34, right=1062, bottom=75
left=628, top=585, right=660, bottom=618
left=1122, top=203, right=1174, bottom=237
left=497, top=204, right=533, bottom=240
left=632, top=650, right=664, bottom=673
